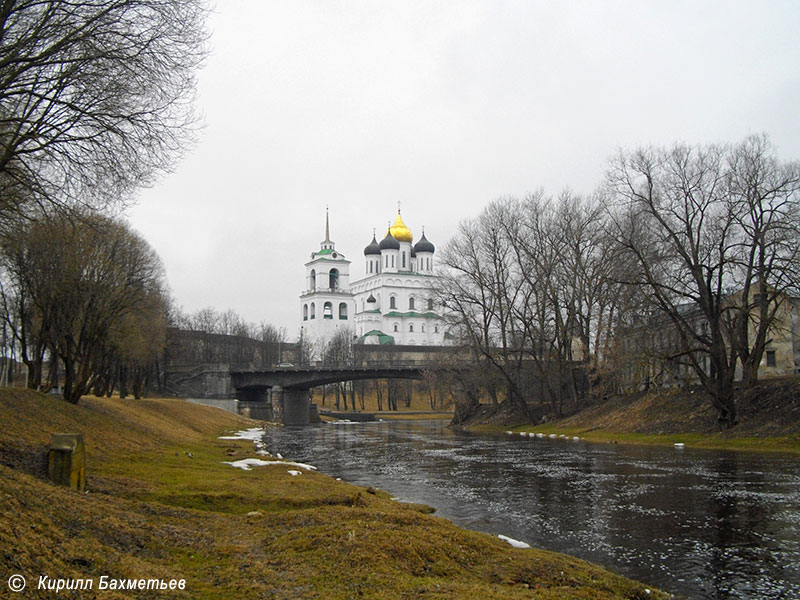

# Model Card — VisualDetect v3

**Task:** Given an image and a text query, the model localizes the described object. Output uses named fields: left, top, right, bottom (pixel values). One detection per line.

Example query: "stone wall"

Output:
left=165, top=365, right=235, bottom=399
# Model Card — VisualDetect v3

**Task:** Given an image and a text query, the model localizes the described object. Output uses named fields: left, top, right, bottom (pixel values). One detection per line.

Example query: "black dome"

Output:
left=367, top=294, right=376, bottom=303
left=413, top=232, right=435, bottom=254
left=379, top=231, right=400, bottom=250
left=363, top=234, right=380, bottom=256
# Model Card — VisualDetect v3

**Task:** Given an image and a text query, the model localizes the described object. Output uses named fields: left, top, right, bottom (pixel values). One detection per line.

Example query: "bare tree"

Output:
left=605, top=142, right=743, bottom=426
left=0, top=0, right=209, bottom=218
left=725, top=135, right=800, bottom=385
left=604, top=136, right=800, bottom=427
left=322, top=327, right=356, bottom=410
left=0, top=212, right=67, bottom=389
left=437, top=200, right=532, bottom=420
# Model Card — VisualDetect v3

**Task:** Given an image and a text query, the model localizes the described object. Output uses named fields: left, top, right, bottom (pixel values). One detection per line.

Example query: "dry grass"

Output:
left=0, top=389, right=666, bottom=599
left=485, top=377, right=800, bottom=453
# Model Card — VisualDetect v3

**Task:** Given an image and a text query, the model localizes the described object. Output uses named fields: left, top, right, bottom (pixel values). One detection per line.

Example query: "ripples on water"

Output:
left=263, top=421, right=800, bottom=600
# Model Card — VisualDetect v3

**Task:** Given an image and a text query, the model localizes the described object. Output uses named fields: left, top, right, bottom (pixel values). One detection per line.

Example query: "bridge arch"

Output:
left=231, top=365, right=437, bottom=426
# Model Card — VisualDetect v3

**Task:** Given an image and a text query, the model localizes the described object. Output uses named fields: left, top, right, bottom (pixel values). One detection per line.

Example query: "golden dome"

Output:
left=389, top=211, right=413, bottom=243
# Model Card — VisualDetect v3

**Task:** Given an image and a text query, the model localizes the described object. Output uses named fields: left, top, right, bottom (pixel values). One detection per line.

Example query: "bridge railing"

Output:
left=230, top=361, right=448, bottom=371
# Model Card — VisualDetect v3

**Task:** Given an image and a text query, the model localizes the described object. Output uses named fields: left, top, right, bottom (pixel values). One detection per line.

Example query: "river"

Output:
left=263, top=420, right=800, bottom=599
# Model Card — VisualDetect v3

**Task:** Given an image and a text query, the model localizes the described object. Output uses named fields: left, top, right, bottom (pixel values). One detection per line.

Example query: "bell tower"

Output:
left=299, top=209, right=355, bottom=352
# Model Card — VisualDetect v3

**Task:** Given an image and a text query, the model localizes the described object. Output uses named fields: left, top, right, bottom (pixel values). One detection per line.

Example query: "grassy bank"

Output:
left=0, top=389, right=665, bottom=599
left=493, top=424, right=800, bottom=454
left=472, top=377, right=800, bottom=454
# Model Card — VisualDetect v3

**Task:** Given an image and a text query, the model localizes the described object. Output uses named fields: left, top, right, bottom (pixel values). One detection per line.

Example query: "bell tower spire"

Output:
left=320, top=206, right=335, bottom=251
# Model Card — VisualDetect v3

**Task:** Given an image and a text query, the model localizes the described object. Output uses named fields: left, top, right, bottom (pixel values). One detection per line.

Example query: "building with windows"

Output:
left=300, top=209, right=448, bottom=351
left=617, top=287, right=800, bottom=391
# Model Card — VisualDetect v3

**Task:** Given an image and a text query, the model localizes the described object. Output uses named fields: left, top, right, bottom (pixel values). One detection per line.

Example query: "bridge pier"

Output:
left=270, top=386, right=284, bottom=423
left=272, top=386, right=311, bottom=426
left=236, top=387, right=272, bottom=421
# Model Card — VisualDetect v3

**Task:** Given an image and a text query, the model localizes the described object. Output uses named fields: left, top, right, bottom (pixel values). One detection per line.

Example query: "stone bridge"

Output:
left=167, top=363, right=446, bottom=426
left=231, top=365, right=429, bottom=425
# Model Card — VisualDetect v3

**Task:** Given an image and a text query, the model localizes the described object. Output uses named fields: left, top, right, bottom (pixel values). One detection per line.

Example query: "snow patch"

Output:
left=223, top=459, right=318, bottom=471
left=218, top=427, right=264, bottom=441
left=287, top=470, right=302, bottom=476
left=498, top=534, right=530, bottom=549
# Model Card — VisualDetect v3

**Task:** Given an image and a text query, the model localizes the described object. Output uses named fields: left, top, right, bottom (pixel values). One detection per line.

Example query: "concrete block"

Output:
left=48, top=433, right=86, bottom=491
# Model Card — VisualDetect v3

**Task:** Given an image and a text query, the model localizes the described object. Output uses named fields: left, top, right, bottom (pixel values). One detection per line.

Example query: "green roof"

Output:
left=359, top=330, right=395, bottom=345
left=315, top=248, right=334, bottom=255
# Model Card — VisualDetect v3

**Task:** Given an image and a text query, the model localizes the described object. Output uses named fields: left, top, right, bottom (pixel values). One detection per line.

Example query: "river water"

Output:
left=263, top=420, right=800, bottom=599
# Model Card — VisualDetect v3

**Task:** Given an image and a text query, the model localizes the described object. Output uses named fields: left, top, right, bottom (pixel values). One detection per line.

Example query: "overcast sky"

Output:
left=127, top=1, right=800, bottom=338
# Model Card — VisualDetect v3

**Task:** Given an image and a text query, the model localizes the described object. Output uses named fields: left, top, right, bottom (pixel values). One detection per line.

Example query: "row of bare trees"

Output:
left=0, top=0, right=210, bottom=403
left=167, top=307, right=287, bottom=367
left=438, top=192, right=623, bottom=421
left=0, top=212, right=168, bottom=402
left=438, top=135, right=800, bottom=428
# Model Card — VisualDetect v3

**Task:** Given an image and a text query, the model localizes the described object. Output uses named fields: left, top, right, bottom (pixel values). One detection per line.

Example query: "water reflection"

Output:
left=265, top=421, right=800, bottom=599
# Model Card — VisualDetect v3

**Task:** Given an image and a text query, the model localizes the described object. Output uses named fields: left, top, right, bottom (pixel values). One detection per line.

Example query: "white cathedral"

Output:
left=300, top=209, right=448, bottom=349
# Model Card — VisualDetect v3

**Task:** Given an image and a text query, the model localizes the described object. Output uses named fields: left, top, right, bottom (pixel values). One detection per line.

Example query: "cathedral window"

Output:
left=303, top=304, right=308, bottom=321
left=409, top=324, right=414, bottom=332
left=391, top=255, right=395, bottom=268
left=310, top=303, right=316, bottom=319
left=408, top=297, right=415, bottom=310
left=421, top=323, right=425, bottom=332
left=402, top=252, right=406, bottom=268
left=323, top=302, right=333, bottom=319
left=310, top=269, right=316, bottom=291
left=329, top=269, right=339, bottom=289
left=393, top=323, right=398, bottom=332
left=427, top=298, right=433, bottom=310
left=339, top=303, right=348, bottom=320
left=390, top=296, right=396, bottom=309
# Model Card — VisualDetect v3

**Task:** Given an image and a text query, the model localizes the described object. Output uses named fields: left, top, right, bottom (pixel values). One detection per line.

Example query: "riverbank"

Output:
left=0, top=389, right=665, bottom=599
left=470, top=376, right=800, bottom=454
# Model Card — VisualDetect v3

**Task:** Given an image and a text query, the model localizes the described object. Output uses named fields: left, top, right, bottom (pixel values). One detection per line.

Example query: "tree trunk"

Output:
left=375, top=380, right=383, bottom=411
